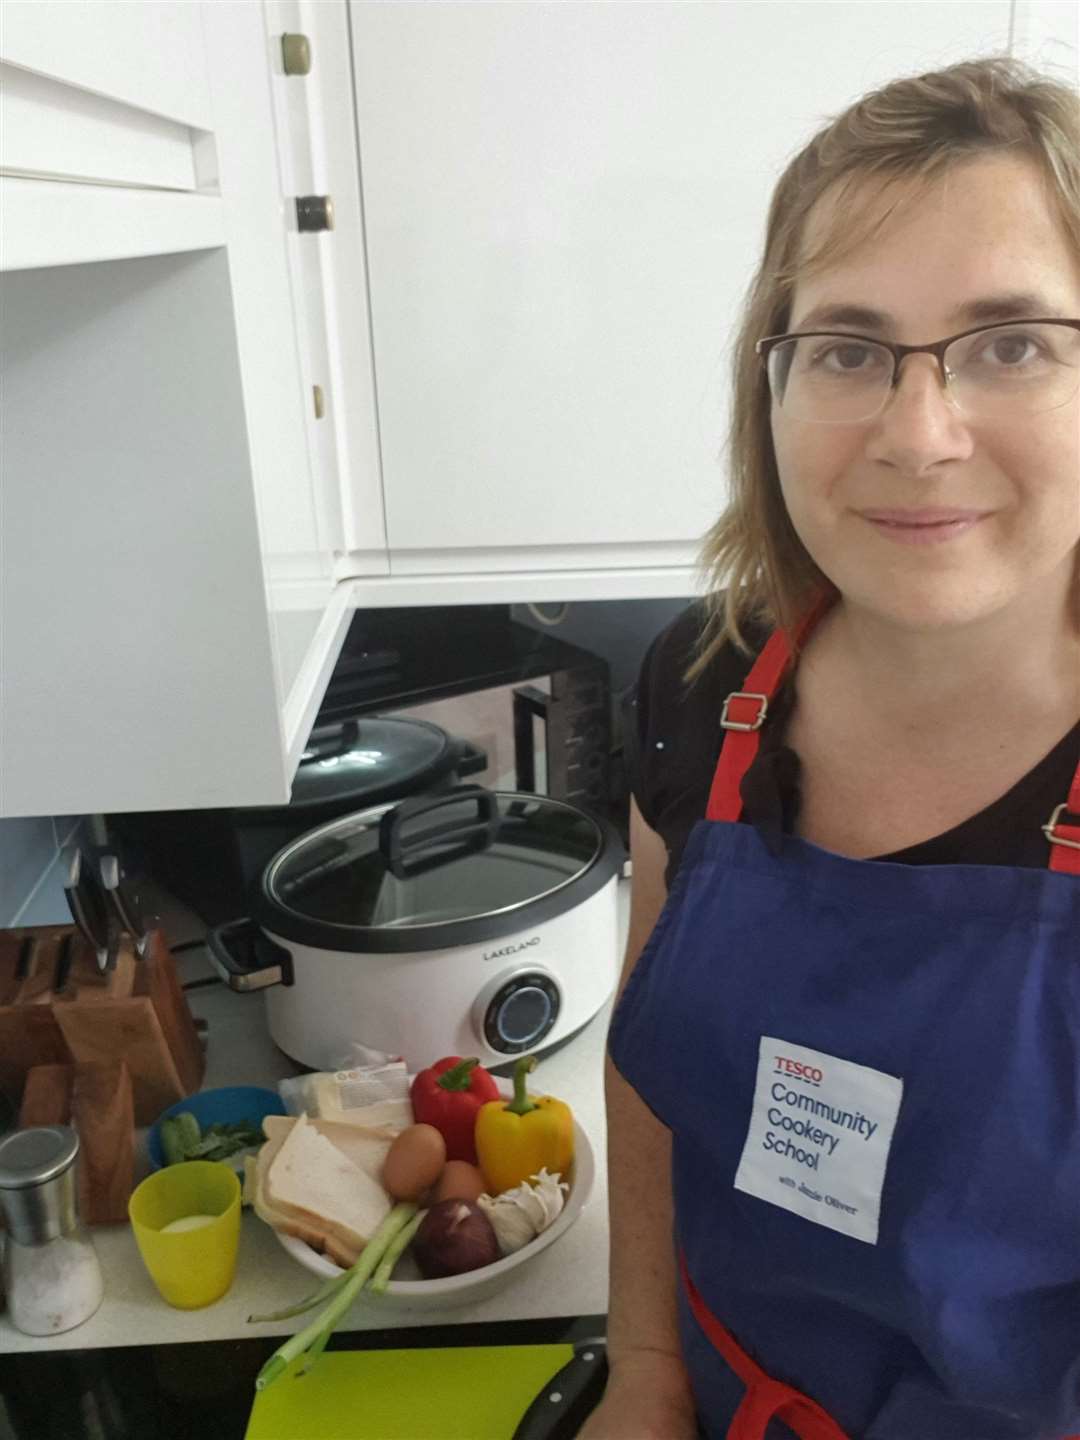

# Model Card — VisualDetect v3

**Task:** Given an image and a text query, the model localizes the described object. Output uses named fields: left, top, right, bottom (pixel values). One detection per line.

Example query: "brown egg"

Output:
left=431, top=1160, right=487, bottom=1206
left=382, top=1124, right=447, bottom=1201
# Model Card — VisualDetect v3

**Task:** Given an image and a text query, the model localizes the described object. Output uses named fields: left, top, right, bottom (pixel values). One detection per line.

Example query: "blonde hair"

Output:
left=688, top=55, right=1080, bottom=680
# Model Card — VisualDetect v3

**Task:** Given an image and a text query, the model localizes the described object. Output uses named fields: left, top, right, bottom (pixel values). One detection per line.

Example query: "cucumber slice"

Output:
left=161, top=1111, right=202, bottom=1165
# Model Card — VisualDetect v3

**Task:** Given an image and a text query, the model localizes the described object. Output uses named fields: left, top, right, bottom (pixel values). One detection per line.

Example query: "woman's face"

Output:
left=772, top=154, right=1080, bottom=632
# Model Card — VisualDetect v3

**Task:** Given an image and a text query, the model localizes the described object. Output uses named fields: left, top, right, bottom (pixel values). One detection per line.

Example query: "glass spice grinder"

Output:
left=0, top=1125, right=104, bottom=1336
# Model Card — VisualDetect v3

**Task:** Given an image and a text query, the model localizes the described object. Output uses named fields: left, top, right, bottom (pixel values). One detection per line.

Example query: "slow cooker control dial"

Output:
left=480, top=972, right=561, bottom=1055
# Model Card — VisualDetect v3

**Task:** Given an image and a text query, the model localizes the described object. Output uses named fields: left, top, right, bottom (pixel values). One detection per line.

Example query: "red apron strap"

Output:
left=678, top=1251, right=851, bottom=1440
left=679, top=1251, right=1080, bottom=1440
left=1046, top=755, right=1080, bottom=876
left=705, top=596, right=830, bottom=824
left=704, top=597, right=1080, bottom=877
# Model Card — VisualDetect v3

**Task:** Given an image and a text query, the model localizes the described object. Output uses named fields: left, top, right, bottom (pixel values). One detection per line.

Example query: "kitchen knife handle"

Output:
left=62, top=844, right=109, bottom=966
left=99, top=852, right=149, bottom=958
left=510, top=1339, right=608, bottom=1440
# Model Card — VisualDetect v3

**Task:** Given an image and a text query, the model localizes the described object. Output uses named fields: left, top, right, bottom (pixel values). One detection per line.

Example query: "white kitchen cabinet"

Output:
left=343, top=0, right=1019, bottom=606
left=1, top=1, right=214, bottom=128
left=263, top=0, right=389, bottom=582
left=199, top=0, right=350, bottom=771
left=0, top=1, right=360, bottom=817
left=1, top=1, right=223, bottom=267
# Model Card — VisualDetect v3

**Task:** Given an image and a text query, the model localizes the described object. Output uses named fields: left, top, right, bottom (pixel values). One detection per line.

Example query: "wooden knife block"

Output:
left=19, top=1061, right=135, bottom=1225
left=0, top=925, right=205, bottom=1123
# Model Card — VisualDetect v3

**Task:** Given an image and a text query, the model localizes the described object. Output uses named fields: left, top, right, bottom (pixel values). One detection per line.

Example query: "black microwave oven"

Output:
left=322, top=605, right=613, bottom=817
left=113, top=606, right=616, bottom=926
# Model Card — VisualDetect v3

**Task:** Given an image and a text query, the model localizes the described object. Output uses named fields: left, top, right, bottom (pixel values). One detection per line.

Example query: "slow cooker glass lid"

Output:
left=265, top=793, right=603, bottom=932
left=291, top=716, right=451, bottom=808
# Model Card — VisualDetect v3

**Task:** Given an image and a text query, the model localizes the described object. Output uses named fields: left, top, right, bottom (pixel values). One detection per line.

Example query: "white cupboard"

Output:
left=199, top=0, right=349, bottom=769
left=0, top=0, right=354, bottom=816
left=0, top=1, right=223, bottom=267
left=344, top=0, right=1037, bottom=606
left=263, top=0, right=389, bottom=582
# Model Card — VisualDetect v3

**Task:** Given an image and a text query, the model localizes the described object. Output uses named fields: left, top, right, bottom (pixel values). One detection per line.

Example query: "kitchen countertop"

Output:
left=0, top=889, right=624, bottom=1358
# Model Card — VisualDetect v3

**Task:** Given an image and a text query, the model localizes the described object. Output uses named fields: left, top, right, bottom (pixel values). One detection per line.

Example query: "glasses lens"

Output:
left=766, top=322, right=1080, bottom=424
left=766, top=335, right=893, bottom=424
left=945, top=321, right=1080, bottom=418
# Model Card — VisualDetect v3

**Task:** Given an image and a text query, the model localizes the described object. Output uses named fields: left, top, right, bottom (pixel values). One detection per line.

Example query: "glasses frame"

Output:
left=755, top=317, right=1080, bottom=423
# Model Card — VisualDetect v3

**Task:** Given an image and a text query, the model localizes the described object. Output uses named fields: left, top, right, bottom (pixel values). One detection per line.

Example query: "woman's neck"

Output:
left=812, top=570, right=1080, bottom=744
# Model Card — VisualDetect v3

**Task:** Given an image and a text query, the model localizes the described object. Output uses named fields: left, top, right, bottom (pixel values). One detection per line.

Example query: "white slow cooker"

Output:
left=207, top=786, right=622, bottom=1073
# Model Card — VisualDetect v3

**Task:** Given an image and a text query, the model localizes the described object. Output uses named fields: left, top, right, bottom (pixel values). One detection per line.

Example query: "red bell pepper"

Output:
left=411, top=1056, right=500, bottom=1164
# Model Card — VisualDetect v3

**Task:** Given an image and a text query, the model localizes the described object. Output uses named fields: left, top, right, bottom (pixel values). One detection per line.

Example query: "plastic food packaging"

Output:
left=279, top=1057, right=410, bottom=1120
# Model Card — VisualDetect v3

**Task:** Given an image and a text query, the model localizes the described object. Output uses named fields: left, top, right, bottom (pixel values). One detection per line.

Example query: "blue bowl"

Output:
left=147, top=1086, right=287, bottom=1171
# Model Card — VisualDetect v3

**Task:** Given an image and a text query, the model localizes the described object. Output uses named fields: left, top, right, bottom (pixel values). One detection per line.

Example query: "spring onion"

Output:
left=368, top=1209, right=426, bottom=1296
left=254, top=1202, right=418, bottom=1391
left=247, top=1269, right=350, bottom=1324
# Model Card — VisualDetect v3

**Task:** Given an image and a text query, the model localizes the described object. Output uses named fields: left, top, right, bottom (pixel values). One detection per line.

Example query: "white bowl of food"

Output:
left=250, top=1080, right=594, bottom=1310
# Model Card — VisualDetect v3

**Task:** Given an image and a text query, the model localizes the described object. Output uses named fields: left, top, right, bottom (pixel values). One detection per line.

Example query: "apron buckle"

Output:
left=721, top=691, right=769, bottom=732
left=1043, top=802, right=1080, bottom=851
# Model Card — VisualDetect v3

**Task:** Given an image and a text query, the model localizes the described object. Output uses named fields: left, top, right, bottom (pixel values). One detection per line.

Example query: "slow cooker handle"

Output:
left=301, top=718, right=360, bottom=764
left=379, top=785, right=500, bottom=880
left=455, top=739, right=489, bottom=780
left=206, top=917, right=293, bottom=991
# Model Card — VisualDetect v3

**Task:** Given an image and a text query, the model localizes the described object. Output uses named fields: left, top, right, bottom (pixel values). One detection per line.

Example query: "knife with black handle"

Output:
left=99, top=851, right=150, bottom=959
left=62, top=844, right=110, bottom=971
left=510, top=1338, right=609, bottom=1440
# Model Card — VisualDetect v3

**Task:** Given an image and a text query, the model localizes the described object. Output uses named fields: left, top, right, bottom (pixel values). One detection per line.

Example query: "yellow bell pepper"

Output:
left=475, top=1055, right=574, bottom=1195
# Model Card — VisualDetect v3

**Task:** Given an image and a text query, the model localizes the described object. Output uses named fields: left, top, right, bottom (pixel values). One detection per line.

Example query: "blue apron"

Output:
left=607, top=611, right=1080, bottom=1440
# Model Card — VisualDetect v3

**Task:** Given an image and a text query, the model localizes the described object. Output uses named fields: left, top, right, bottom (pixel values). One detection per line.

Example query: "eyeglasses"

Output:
left=756, top=318, right=1080, bottom=425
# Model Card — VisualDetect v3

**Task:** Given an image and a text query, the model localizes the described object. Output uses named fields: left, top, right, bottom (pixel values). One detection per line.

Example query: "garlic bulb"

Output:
left=478, top=1199, right=535, bottom=1256
left=477, top=1168, right=569, bottom=1256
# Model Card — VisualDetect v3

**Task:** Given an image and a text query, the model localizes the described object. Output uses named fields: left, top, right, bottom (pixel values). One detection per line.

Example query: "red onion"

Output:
left=412, top=1199, right=500, bottom=1278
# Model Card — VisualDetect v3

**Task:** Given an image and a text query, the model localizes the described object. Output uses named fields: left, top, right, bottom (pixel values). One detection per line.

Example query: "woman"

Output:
left=582, top=56, right=1080, bottom=1440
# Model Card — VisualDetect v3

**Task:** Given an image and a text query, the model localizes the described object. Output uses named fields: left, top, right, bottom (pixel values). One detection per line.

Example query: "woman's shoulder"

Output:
left=624, top=601, right=781, bottom=873
left=637, top=599, right=769, bottom=710
left=625, top=600, right=769, bottom=825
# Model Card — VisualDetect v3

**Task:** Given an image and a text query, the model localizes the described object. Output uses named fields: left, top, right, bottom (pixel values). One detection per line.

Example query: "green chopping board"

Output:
left=244, top=1343, right=575, bottom=1440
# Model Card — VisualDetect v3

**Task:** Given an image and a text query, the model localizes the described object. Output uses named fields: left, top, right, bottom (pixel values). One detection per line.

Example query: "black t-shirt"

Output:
left=624, top=602, right=1080, bottom=888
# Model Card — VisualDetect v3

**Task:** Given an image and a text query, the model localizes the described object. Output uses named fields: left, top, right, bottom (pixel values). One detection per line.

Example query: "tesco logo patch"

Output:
left=773, top=1056, right=823, bottom=1087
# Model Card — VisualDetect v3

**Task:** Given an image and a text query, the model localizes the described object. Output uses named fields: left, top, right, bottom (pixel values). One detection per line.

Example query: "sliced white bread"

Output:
left=246, top=1117, right=344, bottom=1262
left=265, top=1114, right=392, bottom=1266
left=261, top=1114, right=395, bottom=1184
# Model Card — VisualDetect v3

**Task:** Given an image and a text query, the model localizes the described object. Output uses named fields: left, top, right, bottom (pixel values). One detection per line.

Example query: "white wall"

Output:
left=0, top=815, right=82, bottom=926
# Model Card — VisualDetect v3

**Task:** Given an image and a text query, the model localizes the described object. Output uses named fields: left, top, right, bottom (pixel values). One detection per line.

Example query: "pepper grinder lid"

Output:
left=0, top=1126, right=78, bottom=1190
left=0, top=1126, right=80, bottom=1245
